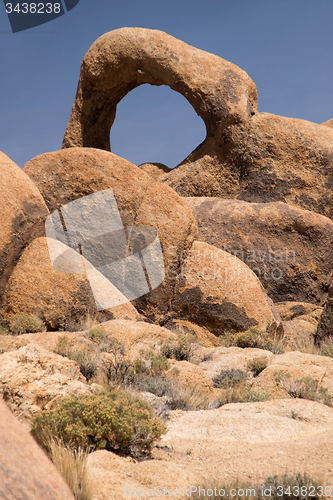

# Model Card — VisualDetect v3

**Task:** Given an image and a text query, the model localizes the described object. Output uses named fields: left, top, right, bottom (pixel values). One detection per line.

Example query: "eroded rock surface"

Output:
left=184, top=198, right=333, bottom=304
left=169, top=241, right=282, bottom=336
left=24, top=148, right=198, bottom=323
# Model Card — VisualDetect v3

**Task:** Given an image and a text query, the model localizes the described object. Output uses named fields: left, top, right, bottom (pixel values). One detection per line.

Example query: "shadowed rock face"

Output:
left=185, top=198, right=333, bottom=305
left=0, top=399, right=75, bottom=500
left=62, top=27, right=257, bottom=151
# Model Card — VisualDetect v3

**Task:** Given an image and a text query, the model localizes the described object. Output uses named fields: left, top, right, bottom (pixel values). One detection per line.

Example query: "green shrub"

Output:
left=216, top=384, right=268, bottom=406
left=159, top=333, right=197, bottom=361
left=247, top=357, right=268, bottom=376
left=0, top=322, right=10, bottom=335
left=320, top=339, right=333, bottom=358
left=31, top=392, right=166, bottom=458
left=134, top=349, right=170, bottom=377
left=221, top=327, right=283, bottom=354
left=212, top=368, right=248, bottom=389
left=8, top=313, right=46, bottom=335
left=278, top=374, right=333, bottom=407
left=54, top=336, right=98, bottom=382
left=87, top=328, right=107, bottom=344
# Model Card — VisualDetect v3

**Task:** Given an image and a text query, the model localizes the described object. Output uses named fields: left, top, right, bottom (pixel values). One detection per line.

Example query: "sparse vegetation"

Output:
left=5, top=313, right=46, bottom=335
left=54, top=335, right=98, bottom=382
left=220, top=327, right=283, bottom=354
left=159, top=333, right=198, bottom=361
left=31, top=392, right=167, bottom=458
left=48, top=438, right=93, bottom=500
left=276, top=372, right=333, bottom=407
left=192, top=473, right=325, bottom=500
left=247, top=357, right=268, bottom=376
left=212, top=368, right=248, bottom=388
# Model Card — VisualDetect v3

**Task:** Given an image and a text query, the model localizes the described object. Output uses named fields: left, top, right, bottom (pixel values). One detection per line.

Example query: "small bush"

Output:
left=278, top=374, right=333, bottom=407
left=0, top=322, right=10, bottom=335
left=54, top=336, right=98, bottom=382
left=31, top=392, right=166, bottom=458
left=212, top=368, right=248, bottom=389
left=87, top=328, right=107, bottom=345
left=159, top=333, right=197, bottom=361
left=321, top=339, right=333, bottom=358
left=165, top=383, right=211, bottom=411
left=8, top=313, right=46, bottom=335
left=221, top=327, right=283, bottom=354
left=134, top=349, right=170, bottom=377
left=216, top=384, right=268, bottom=406
left=48, top=439, right=93, bottom=500
left=247, top=357, right=268, bottom=376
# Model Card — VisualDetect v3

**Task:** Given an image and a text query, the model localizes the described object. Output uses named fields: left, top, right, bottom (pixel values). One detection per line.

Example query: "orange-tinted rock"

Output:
left=24, top=148, right=198, bottom=322
left=170, top=241, right=282, bottom=336
left=62, top=28, right=257, bottom=151
left=0, top=399, right=75, bottom=500
left=0, top=151, right=48, bottom=305
left=185, top=198, right=333, bottom=304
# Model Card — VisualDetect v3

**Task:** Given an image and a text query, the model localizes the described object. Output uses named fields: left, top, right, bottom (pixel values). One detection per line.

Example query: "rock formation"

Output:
left=185, top=198, right=333, bottom=305
left=0, top=151, right=49, bottom=306
left=0, top=399, right=75, bottom=500
left=169, top=241, right=281, bottom=335
left=23, top=148, right=198, bottom=323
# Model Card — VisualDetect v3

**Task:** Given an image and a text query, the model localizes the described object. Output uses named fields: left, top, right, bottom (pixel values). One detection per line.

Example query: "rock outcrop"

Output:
left=0, top=151, right=49, bottom=306
left=185, top=198, right=333, bottom=304
left=62, top=27, right=257, bottom=151
left=0, top=343, right=93, bottom=424
left=23, top=148, right=198, bottom=323
left=164, top=113, right=333, bottom=220
left=169, top=241, right=282, bottom=336
left=138, top=163, right=171, bottom=180
left=0, top=399, right=75, bottom=500
left=0, top=237, right=140, bottom=330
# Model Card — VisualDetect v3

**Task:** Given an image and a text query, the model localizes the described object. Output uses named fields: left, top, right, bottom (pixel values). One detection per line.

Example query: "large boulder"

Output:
left=0, top=151, right=48, bottom=305
left=62, top=28, right=257, bottom=151
left=0, top=343, right=93, bottom=425
left=185, top=198, right=333, bottom=304
left=164, top=113, right=333, bottom=220
left=169, top=241, right=282, bottom=336
left=0, top=399, right=75, bottom=500
left=0, top=237, right=140, bottom=330
left=23, top=148, right=198, bottom=323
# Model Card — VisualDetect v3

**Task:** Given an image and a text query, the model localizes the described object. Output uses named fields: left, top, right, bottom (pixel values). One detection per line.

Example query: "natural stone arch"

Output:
left=62, top=27, right=258, bottom=152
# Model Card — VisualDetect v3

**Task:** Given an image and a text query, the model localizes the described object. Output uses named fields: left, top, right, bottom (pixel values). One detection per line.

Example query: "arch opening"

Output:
left=110, top=84, right=207, bottom=169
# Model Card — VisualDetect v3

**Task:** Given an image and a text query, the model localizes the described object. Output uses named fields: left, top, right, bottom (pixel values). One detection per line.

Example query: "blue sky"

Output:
left=1, top=0, right=333, bottom=169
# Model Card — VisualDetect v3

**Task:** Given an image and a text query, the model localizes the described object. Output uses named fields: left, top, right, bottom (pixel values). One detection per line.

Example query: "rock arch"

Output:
left=62, top=27, right=258, bottom=152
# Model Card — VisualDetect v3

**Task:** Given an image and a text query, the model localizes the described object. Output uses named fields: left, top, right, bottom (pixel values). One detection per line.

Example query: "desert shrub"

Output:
left=216, top=384, right=268, bottom=406
left=100, top=337, right=134, bottom=384
left=0, top=322, right=10, bottom=335
left=159, top=333, right=197, bottom=361
left=54, top=336, right=98, bottom=382
left=87, top=328, right=107, bottom=345
left=278, top=374, right=333, bottom=407
left=247, top=357, right=268, bottom=376
left=31, top=392, right=166, bottom=458
left=134, top=349, right=170, bottom=377
left=131, top=374, right=176, bottom=398
left=221, top=327, right=283, bottom=354
left=212, top=368, right=248, bottom=389
left=192, top=473, right=323, bottom=500
left=48, top=439, right=93, bottom=500
left=8, top=313, right=46, bottom=335
left=165, top=383, right=211, bottom=411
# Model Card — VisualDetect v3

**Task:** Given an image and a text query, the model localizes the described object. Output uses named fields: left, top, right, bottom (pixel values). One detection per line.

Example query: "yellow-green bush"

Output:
left=31, top=392, right=166, bottom=457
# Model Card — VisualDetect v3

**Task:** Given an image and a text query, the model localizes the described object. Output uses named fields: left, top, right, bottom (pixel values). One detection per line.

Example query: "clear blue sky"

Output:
left=1, top=0, right=333, bottom=169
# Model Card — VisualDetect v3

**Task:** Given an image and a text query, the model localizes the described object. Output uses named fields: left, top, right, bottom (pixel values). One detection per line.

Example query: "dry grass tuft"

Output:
left=48, top=439, right=93, bottom=500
